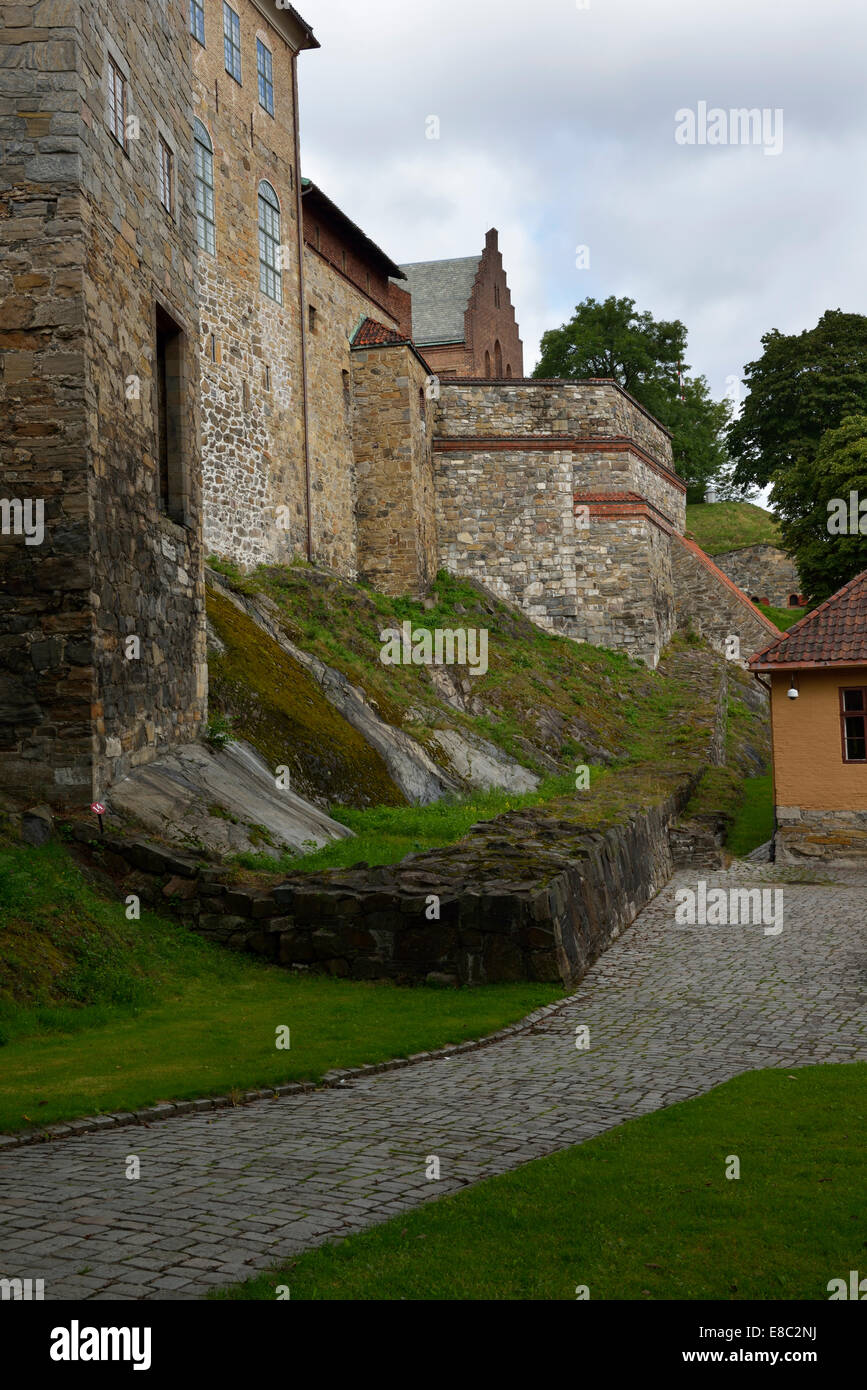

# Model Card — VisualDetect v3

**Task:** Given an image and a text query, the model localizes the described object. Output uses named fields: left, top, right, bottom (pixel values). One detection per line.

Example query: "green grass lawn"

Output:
left=685, top=501, right=781, bottom=555
left=726, top=774, right=774, bottom=857
left=233, top=774, right=577, bottom=873
left=215, top=1063, right=866, bottom=1301
left=757, top=603, right=807, bottom=632
left=0, top=837, right=561, bottom=1134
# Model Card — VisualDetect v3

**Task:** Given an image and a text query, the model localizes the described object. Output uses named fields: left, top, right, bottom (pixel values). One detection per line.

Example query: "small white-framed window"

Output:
left=257, top=39, right=274, bottom=116
left=223, top=3, right=241, bottom=83
left=258, top=180, right=282, bottom=303
left=194, top=119, right=215, bottom=253
left=189, top=0, right=205, bottom=45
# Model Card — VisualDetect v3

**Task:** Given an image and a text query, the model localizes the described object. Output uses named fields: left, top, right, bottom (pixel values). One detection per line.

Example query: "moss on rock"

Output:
left=206, top=585, right=406, bottom=811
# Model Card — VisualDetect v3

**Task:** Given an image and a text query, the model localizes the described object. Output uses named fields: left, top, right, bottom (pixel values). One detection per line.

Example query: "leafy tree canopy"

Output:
left=727, top=310, right=867, bottom=492
left=771, top=414, right=867, bottom=602
left=534, top=296, right=731, bottom=502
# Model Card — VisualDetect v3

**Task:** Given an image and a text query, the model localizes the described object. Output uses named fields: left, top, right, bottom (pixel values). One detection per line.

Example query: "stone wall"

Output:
left=775, top=808, right=867, bottom=864
left=66, top=771, right=696, bottom=988
left=433, top=380, right=684, bottom=665
left=0, top=0, right=206, bottom=804
left=353, top=341, right=438, bottom=597
left=82, top=0, right=206, bottom=796
left=713, top=543, right=804, bottom=608
left=671, top=534, right=782, bottom=665
left=573, top=513, right=675, bottom=664
left=193, top=0, right=307, bottom=570
left=0, top=0, right=90, bottom=803
left=304, top=248, right=402, bottom=576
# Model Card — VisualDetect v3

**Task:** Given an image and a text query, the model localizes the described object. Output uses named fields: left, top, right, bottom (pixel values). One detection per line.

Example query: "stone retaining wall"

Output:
left=67, top=771, right=696, bottom=989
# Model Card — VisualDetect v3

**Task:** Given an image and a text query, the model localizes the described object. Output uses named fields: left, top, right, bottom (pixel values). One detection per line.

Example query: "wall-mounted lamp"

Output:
left=787, top=675, right=799, bottom=701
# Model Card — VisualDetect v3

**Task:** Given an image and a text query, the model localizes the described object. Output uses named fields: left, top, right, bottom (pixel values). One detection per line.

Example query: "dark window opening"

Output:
left=788, top=593, right=799, bottom=607
left=841, top=687, right=867, bottom=762
left=158, top=136, right=174, bottom=216
left=108, top=57, right=127, bottom=149
left=155, top=304, right=186, bottom=526
left=308, top=304, right=317, bottom=333
left=494, top=339, right=503, bottom=376
left=485, top=350, right=491, bottom=378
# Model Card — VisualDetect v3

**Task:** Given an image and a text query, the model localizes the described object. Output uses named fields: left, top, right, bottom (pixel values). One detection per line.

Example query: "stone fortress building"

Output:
left=0, top=0, right=777, bottom=808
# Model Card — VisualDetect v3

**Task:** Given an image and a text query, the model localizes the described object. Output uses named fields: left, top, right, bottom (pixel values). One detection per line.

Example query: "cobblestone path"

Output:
left=1, top=863, right=864, bottom=1300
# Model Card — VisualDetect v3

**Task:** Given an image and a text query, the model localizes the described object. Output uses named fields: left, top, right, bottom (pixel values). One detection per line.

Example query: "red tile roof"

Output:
left=352, top=317, right=405, bottom=347
left=749, top=567, right=867, bottom=670
left=675, top=534, right=782, bottom=639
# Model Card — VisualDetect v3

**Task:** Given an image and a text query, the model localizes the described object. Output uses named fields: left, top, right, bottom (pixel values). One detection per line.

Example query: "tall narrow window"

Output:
left=107, top=57, right=126, bottom=149
left=258, top=180, right=282, bottom=303
left=194, top=119, right=216, bottom=253
left=485, top=350, right=491, bottom=378
left=158, top=136, right=174, bottom=216
left=223, top=3, right=242, bottom=83
left=155, top=304, right=186, bottom=525
left=841, top=688, right=867, bottom=762
left=257, top=39, right=274, bottom=115
left=494, top=283, right=500, bottom=308
left=494, top=340, right=503, bottom=376
left=189, top=0, right=205, bottom=45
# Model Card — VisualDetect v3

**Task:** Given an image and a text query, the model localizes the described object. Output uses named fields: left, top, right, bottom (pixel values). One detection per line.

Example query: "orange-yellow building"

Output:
left=749, top=569, right=867, bottom=862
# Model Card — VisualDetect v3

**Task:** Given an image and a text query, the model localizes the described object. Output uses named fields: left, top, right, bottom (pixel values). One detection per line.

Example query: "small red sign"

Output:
left=91, top=802, right=106, bottom=816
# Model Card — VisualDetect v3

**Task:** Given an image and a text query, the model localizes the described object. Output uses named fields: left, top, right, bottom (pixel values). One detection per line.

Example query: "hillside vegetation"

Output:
left=685, top=501, right=781, bottom=555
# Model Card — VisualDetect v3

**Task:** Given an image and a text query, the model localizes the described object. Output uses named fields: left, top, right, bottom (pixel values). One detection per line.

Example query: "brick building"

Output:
left=399, top=229, right=524, bottom=379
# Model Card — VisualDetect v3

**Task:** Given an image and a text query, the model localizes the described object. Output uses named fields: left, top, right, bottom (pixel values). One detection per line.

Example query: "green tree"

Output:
left=534, top=296, right=730, bottom=501
left=771, top=415, right=867, bottom=602
left=727, top=310, right=867, bottom=492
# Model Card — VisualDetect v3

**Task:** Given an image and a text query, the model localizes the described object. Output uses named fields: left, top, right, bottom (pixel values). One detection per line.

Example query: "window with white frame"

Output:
left=223, top=3, right=241, bottom=83
left=258, top=181, right=282, bottom=303
left=189, top=0, right=205, bottom=45
left=194, top=119, right=215, bottom=253
left=257, top=39, right=274, bottom=116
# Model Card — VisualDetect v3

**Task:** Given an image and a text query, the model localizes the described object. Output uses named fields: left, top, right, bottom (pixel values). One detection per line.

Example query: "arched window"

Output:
left=258, top=181, right=282, bottom=303
left=485, top=350, right=491, bottom=378
left=193, top=119, right=215, bottom=254
left=788, top=594, right=799, bottom=607
left=494, top=340, right=502, bottom=376
left=506, top=364, right=512, bottom=378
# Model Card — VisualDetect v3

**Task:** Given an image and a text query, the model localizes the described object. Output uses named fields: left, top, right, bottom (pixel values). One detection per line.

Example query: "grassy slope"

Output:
left=206, top=562, right=702, bottom=790
left=758, top=603, right=806, bottom=631
left=216, top=1063, right=867, bottom=1301
left=726, top=774, right=774, bottom=857
left=0, top=836, right=560, bottom=1134
left=204, top=560, right=770, bottom=875
left=685, top=502, right=781, bottom=555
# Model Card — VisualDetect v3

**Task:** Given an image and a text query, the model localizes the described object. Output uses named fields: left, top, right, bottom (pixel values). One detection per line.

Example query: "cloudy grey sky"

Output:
left=296, top=0, right=865, bottom=406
